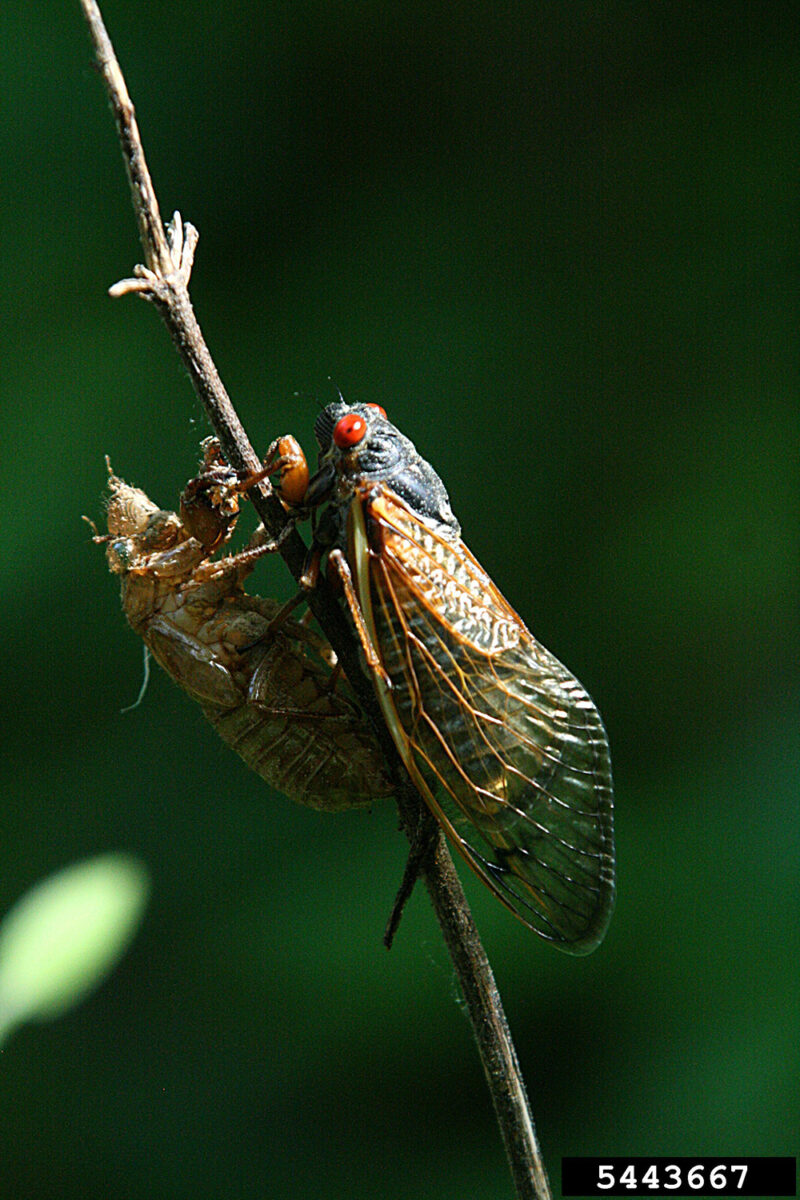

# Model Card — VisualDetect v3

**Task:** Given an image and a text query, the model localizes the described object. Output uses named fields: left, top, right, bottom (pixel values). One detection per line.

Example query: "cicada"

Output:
left=270, top=403, right=615, bottom=952
left=97, top=439, right=392, bottom=811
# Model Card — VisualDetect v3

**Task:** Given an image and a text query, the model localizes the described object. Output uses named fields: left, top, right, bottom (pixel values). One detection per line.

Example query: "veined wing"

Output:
left=361, top=486, right=615, bottom=953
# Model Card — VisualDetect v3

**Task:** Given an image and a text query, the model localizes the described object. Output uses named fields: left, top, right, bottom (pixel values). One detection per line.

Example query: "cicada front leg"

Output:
left=327, top=549, right=391, bottom=688
left=260, top=434, right=310, bottom=510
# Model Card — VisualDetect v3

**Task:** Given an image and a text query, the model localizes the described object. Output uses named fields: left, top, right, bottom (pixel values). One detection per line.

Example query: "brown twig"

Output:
left=77, top=3, right=552, bottom=1196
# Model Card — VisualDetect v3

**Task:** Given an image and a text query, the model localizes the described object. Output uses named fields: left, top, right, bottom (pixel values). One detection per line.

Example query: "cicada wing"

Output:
left=365, top=488, right=615, bottom=953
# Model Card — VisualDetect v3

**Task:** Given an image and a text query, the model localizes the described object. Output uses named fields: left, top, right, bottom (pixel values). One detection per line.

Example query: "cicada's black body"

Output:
left=303, top=402, right=615, bottom=953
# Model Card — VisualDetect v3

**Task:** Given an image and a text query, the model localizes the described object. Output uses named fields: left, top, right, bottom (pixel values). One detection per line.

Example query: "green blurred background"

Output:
left=2, top=2, right=798, bottom=1197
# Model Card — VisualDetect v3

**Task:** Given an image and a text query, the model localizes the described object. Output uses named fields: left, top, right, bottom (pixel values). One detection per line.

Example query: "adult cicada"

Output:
left=96, top=440, right=392, bottom=811
left=269, top=403, right=615, bottom=953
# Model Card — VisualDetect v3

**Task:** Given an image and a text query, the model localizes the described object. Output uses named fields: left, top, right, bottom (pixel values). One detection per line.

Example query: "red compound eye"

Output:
left=333, top=412, right=368, bottom=449
left=367, top=403, right=387, bottom=419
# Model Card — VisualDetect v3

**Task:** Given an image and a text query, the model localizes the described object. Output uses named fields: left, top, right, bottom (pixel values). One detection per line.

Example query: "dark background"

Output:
left=2, top=3, right=798, bottom=1197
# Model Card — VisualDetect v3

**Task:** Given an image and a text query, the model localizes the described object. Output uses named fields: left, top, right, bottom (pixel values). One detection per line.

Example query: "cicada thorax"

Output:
left=306, top=402, right=616, bottom=952
left=100, top=451, right=392, bottom=812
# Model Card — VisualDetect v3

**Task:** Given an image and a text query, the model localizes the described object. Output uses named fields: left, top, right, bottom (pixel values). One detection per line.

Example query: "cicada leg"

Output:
left=299, top=541, right=323, bottom=590
left=260, top=434, right=310, bottom=509
left=187, top=523, right=296, bottom=589
left=260, top=589, right=308, bottom=632
left=328, top=549, right=391, bottom=688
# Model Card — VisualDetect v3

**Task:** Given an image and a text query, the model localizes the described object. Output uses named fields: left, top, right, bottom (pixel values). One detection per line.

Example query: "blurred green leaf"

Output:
left=0, top=854, right=149, bottom=1046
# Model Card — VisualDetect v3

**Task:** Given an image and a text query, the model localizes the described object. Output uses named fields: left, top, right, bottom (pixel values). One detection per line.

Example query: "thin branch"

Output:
left=78, top=4, right=552, bottom=1197
left=425, top=840, right=552, bottom=1200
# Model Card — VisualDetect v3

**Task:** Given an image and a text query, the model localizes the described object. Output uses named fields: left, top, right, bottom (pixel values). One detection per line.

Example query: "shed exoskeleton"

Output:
left=99, top=440, right=392, bottom=811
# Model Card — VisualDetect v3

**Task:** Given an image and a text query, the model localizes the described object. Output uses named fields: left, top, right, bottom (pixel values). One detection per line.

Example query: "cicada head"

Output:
left=308, top=401, right=460, bottom=537
left=105, top=474, right=159, bottom=539
left=104, top=472, right=181, bottom=575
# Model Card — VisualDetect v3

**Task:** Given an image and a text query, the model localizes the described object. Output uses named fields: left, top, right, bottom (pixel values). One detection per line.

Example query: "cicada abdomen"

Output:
left=99, top=444, right=392, bottom=811
left=287, top=403, right=615, bottom=952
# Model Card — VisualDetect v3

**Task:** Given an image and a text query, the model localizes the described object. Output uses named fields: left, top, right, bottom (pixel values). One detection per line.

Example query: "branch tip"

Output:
left=109, top=275, right=152, bottom=299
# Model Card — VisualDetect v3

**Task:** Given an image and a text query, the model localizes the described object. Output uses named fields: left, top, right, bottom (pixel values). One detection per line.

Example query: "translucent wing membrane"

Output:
left=362, top=487, right=615, bottom=952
